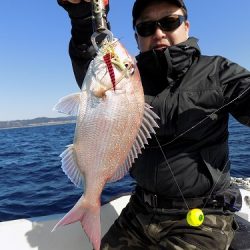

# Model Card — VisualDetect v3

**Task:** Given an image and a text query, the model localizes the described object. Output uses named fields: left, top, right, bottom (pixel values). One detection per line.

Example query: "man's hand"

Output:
left=61, top=0, right=109, bottom=6
left=61, top=0, right=90, bottom=4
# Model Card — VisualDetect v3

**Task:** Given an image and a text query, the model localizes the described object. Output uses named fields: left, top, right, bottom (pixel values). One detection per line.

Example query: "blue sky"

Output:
left=1, top=0, right=250, bottom=121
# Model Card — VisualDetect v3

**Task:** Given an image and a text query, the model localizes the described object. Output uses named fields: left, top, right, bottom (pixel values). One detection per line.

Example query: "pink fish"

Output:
left=52, top=38, right=159, bottom=250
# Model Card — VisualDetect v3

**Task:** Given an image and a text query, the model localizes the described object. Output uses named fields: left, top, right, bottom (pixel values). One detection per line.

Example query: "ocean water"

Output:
left=0, top=117, right=249, bottom=222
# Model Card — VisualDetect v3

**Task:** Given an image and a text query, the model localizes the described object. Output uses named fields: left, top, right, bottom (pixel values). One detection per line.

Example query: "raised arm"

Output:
left=219, top=57, right=250, bottom=127
left=57, top=0, right=109, bottom=88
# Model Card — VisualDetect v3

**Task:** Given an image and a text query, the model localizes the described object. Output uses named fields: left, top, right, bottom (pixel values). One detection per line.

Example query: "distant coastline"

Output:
left=0, top=116, right=76, bottom=130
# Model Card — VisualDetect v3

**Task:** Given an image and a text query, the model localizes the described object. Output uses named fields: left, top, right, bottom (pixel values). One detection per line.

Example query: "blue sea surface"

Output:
left=0, top=117, right=249, bottom=222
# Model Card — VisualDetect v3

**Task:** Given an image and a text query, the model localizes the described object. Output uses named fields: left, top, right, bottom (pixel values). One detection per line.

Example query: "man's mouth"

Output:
left=152, top=44, right=169, bottom=50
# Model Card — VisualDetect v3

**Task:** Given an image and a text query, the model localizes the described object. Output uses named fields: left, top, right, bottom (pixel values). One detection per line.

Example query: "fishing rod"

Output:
left=90, top=0, right=113, bottom=51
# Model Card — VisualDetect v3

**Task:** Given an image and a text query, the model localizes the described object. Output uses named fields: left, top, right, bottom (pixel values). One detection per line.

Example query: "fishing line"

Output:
left=152, top=83, right=250, bottom=226
left=154, top=134, right=190, bottom=210
left=202, top=159, right=230, bottom=209
left=150, top=84, right=250, bottom=149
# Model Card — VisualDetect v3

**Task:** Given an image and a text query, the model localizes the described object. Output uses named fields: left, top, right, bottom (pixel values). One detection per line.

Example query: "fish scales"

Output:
left=52, top=39, right=159, bottom=250
left=76, top=93, right=136, bottom=176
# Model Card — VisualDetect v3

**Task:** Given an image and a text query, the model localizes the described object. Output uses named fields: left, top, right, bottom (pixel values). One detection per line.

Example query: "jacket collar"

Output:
left=136, top=37, right=201, bottom=95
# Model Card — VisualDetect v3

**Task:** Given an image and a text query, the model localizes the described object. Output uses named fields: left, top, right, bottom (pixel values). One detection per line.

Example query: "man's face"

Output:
left=135, top=1, right=190, bottom=52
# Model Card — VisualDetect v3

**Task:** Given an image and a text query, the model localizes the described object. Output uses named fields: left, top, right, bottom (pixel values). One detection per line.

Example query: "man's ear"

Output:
left=134, top=32, right=138, bottom=44
left=134, top=32, right=140, bottom=50
left=185, top=20, right=190, bottom=35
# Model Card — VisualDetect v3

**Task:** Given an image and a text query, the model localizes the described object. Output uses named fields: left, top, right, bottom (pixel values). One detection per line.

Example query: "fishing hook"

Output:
left=90, top=0, right=113, bottom=51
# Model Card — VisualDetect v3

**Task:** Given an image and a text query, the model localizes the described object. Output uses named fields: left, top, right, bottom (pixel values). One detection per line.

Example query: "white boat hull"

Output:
left=0, top=196, right=130, bottom=250
left=0, top=188, right=249, bottom=250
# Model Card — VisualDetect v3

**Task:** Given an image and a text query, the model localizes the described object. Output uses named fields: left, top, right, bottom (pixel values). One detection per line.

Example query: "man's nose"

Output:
left=153, top=26, right=166, bottom=38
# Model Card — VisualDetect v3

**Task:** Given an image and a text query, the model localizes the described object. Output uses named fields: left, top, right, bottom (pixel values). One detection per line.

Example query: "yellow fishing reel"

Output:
left=186, top=208, right=204, bottom=227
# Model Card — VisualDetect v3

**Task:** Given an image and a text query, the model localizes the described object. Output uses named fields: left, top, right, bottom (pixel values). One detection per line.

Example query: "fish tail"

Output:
left=51, top=195, right=101, bottom=250
left=81, top=203, right=101, bottom=250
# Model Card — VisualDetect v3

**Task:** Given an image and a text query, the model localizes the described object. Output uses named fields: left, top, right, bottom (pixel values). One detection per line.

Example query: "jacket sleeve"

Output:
left=57, top=0, right=108, bottom=89
left=219, top=57, right=250, bottom=127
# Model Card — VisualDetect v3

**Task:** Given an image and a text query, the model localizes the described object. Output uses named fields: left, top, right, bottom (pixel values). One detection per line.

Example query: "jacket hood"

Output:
left=136, top=37, right=201, bottom=95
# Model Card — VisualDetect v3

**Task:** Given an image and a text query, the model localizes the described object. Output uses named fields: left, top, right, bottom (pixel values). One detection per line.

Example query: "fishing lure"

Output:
left=186, top=208, right=204, bottom=227
left=103, top=52, right=116, bottom=90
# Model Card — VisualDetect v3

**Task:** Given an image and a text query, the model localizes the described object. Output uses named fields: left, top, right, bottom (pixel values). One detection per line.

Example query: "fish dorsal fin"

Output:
left=108, top=103, right=159, bottom=182
left=60, top=144, right=84, bottom=188
left=53, top=93, right=82, bottom=116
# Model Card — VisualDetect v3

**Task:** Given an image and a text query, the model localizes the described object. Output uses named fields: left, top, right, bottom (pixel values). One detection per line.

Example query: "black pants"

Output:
left=100, top=195, right=237, bottom=250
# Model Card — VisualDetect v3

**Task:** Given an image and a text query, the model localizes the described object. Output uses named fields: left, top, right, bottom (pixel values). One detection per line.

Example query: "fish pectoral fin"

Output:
left=60, top=144, right=84, bottom=188
left=108, top=103, right=159, bottom=183
left=53, top=93, right=82, bottom=116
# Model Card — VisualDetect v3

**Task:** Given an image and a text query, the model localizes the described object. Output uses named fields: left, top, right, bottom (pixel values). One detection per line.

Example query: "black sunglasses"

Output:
left=135, top=15, right=186, bottom=37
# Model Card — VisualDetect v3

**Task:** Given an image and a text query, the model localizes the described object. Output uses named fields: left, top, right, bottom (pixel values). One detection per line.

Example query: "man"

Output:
left=58, top=0, right=250, bottom=249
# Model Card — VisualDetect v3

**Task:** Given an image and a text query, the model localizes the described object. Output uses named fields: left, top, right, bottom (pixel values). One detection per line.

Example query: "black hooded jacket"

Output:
left=131, top=37, right=250, bottom=197
left=58, top=1, right=250, bottom=198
